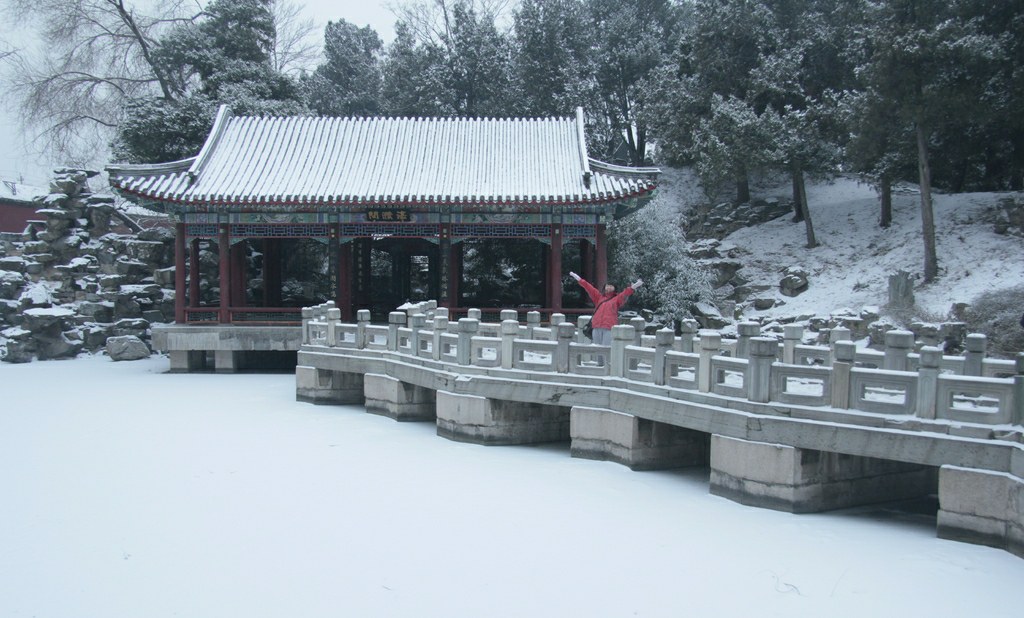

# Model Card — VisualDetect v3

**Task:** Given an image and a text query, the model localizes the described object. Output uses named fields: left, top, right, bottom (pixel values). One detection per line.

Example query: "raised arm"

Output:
left=570, top=271, right=601, bottom=305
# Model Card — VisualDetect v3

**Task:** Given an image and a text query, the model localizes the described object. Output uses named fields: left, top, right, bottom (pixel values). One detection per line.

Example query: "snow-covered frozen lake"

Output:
left=1, top=354, right=1021, bottom=618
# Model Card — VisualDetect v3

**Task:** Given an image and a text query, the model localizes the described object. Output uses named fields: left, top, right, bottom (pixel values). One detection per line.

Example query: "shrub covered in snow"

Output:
left=961, top=284, right=1024, bottom=358
left=609, top=195, right=714, bottom=325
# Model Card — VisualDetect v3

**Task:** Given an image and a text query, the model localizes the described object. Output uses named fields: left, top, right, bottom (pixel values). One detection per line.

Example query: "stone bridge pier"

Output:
left=709, top=435, right=938, bottom=513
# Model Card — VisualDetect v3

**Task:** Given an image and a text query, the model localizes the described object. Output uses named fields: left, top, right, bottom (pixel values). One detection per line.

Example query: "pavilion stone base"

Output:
left=295, top=365, right=364, bottom=405
left=156, top=324, right=302, bottom=373
left=363, top=374, right=436, bottom=422
left=435, top=390, right=570, bottom=445
left=937, top=465, right=1024, bottom=558
left=570, top=406, right=709, bottom=471
left=169, top=350, right=209, bottom=373
left=709, top=435, right=937, bottom=514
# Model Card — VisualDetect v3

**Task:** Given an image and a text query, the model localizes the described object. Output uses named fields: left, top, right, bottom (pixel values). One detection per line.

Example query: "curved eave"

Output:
left=110, top=182, right=657, bottom=211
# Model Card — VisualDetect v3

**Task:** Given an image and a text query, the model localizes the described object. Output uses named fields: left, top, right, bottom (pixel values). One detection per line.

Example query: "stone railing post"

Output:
left=457, top=318, right=479, bottom=366
left=432, top=316, right=448, bottom=360
left=736, top=321, right=761, bottom=359
left=915, top=346, right=942, bottom=420
left=678, top=319, right=698, bottom=353
left=829, top=327, right=851, bottom=366
left=783, top=325, right=803, bottom=364
left=550, top=313, right=566, bottom=341
left=556, top=322, right=575, bottom=373
left=746, top=337, right=777, bottom=403
left=301, top=307, right=313, bottom=344
left=629, top=317, right=646, bottom=346
left=830, top=326, right=851, bottom=342
left=609, top=324, right=635, bottom=378
left=326, top=308, right=341, bottom=347
left=467, top=308, right=482, bottom=321
left=527, top=311, right=541, bottom=339
left=388, top=311, right=405, bottom=352
left=1013, top=353, right=1024, bottom=425
left=500, top=319, right=519, bottom=370
left=356, top=309, right=371, bottom=349
left=831, top=341, right=855, bottom=409
left=434, top=307, right=449, bottom=322
left=410, top=313, right=427, bottom=355
left=653, top=328, right=674, bottom=386
left=500, top=309, right=518, bottom=324
left=963, top=333, right=986, bottom=376
left=883, top=330, right=914, bottom=371
left=698, top=330, right=722, bottom=393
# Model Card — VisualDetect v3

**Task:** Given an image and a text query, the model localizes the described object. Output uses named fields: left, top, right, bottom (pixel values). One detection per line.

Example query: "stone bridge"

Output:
left=295, top=301, right=1024, bottom=559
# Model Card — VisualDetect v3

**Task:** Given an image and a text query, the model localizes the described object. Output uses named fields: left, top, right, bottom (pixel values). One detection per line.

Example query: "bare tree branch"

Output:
left=270, top=0, right=320, bottom=75
left=0, top=0, right=194, bottom=164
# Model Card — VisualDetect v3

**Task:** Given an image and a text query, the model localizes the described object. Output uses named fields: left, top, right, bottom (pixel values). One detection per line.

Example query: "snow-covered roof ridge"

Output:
left=106, top=106, right=659, bottom=211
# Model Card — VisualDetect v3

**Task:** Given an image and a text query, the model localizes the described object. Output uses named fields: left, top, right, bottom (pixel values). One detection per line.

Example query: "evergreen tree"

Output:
left=586, top=0, right=681, bottom=165
left=857, top=0, right=1004, bottom=282
left=112, top=0, right=306, bottom=163
left=303, top=19, right=384, bottom=116
left=511, top=0, right=595, bottom=118
left=381, top=22, right=452, bottom=117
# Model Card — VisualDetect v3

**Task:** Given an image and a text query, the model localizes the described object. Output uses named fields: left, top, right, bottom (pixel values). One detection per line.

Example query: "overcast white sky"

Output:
left=0, top=0, right=399, bottom=186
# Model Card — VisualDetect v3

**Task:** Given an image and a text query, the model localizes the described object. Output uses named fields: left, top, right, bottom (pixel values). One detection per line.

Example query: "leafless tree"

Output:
left=389, top=0, right=512, bottom=47
left=0, top=0, right=198, bottom=165
left=270, top=0, right=321, bottom=75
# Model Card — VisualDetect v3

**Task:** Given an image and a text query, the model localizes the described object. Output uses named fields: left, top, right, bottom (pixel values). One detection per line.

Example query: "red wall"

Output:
left=0, top=201, right=41, bottom=234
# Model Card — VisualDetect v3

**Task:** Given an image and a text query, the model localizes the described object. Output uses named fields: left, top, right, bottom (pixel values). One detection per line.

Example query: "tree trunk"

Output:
left=916, top=123, right=939, bottom=282
left=795, top=165, right=817, bottom=248
left=735, top=167, right=750, bottom=204
left=879, top=174, right=892, bottom=228
left=791, top=172, right=804, bottom=222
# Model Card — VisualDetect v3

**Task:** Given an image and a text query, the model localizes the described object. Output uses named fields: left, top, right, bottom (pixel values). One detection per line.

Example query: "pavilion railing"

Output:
left=184, top=306, right=303, bottom=325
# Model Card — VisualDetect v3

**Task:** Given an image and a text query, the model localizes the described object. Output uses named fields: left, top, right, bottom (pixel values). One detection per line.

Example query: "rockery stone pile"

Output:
left=0, top=170, right=173, bottom=363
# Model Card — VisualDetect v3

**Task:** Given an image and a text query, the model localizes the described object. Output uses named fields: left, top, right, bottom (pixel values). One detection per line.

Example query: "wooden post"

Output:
left=549, top=224, right=563, bottom=313
left=338, top=241, right=352, bottom=321
left=189, top=239, right=200, bottom=309
left=231, top=240, right=247, bottom=308
left=595, top=225, right=608, bottom=287
left=218, top=222, right=230, bottom=323
left=174, top=222, right=186, bottom=323
left=580, top=239, right=594, bottom=283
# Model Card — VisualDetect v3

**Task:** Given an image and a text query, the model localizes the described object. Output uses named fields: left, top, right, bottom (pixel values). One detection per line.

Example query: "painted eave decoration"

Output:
left=106, top=106, right=659, bottom=214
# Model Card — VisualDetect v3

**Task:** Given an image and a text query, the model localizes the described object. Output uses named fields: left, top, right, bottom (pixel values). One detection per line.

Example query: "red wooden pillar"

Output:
left=230, top=241, right=247, bottom=308
left=218, top=223, right=230, bottom=323
left=189, top=239, right=201, bottom=309
left=548, top=224, right=563, bottom=312
left=174, top=222, right=186, bottom=323
left=580, top=239, right=594, bottom=283
left=595, top=224, right=608, bottom=288
left=447, top=242, right=461, bottom=310
left=338, top=240, right=352, bottom=321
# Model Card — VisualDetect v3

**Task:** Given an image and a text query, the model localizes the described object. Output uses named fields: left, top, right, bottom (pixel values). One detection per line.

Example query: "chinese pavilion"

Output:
left=107, top=105, right=659, bottom=325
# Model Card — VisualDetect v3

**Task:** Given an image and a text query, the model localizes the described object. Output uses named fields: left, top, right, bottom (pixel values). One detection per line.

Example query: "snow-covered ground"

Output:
left=2, top=354, right=1022, bottom=618
left=658, top=169, right=1024, bottom=322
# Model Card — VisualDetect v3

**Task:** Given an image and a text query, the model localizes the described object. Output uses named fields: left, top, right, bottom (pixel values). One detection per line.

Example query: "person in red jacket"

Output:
left=569, top=271, right=643, bottom=347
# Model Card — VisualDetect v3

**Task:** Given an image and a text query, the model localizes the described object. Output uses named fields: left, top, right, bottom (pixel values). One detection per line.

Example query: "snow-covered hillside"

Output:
left=657, top=168, right=1024, bottom=323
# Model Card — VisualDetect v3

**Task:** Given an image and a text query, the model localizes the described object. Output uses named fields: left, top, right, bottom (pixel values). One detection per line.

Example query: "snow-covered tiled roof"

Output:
left=106, top=106, right=658, bottom=211
left=0, top=180, right=49, bottom=203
